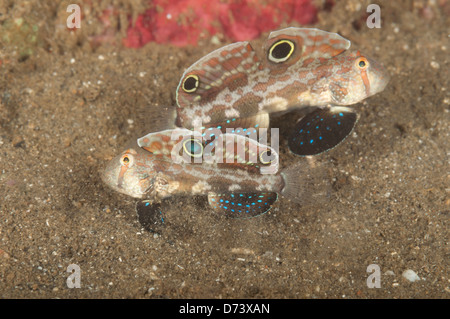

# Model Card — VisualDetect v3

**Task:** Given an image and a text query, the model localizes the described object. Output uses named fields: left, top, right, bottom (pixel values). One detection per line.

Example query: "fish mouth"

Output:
left=100, top=164, right=142, bottom=198
left=367, top=57, right=390, bottom=96
left=117, top=165, right=128, bottom=189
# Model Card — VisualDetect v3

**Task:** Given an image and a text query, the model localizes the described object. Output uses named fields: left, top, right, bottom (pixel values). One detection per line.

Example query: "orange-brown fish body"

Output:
left=102, top=130, right=329, bottom=218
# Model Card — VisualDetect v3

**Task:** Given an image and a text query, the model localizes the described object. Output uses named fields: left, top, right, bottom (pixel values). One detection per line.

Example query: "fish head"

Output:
left=101, top=146, right=156, bottom=198
left=329, top=50, right=390, bottom=105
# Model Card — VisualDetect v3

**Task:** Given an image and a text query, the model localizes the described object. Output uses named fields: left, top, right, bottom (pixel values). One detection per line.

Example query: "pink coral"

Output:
left=123, top=12, right=155, bottom=48
left=123, top=0, right=319, bottom=48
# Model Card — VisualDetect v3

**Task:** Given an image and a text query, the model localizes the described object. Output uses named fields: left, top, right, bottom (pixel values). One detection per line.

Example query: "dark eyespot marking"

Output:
left=183, top=138, right=203, bottom=157
left=182, top=74, right=199, bottom=93
left=268, top=40, right=295, bottom=63
left=259, top=149, right=274, bottom=164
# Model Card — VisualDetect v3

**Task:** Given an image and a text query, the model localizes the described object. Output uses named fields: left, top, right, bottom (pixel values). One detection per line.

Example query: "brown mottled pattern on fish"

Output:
left=101, top=137, right=283, bottom=200
left=102, top=131, right=330, bottom=218
left=175, top=28, right=389, bottom=129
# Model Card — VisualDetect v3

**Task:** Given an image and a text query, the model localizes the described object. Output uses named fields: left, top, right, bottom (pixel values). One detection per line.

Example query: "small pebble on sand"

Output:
left=402, top=269, right=420, bottom=282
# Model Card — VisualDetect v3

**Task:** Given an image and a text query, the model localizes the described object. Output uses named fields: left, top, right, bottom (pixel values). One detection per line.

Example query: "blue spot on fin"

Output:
left=288, top=106, right=357, bottom=156
left=136, top=200, right=165, bottom=233
left=208, top=192, right=278, bottom=219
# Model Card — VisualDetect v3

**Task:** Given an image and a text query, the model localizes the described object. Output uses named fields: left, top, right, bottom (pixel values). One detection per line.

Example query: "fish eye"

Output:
left=356, top=57, right=369, bottom=70
left=120, top=154, right=134, bottom=167
left=259, top=149, right=275, bottom=164
left=268, top=40, right=295, bottom=63
left=182, top=74, right=199, bottom=93
left=183, top=138, right=203, bottom=157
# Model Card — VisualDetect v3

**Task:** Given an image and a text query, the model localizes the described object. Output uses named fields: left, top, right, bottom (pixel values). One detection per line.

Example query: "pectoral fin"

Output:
left=208, top=192, right=278, bottom=219
left=136, top=200, right=165, bottom=233
left=288, top=106, right=357, bottom=156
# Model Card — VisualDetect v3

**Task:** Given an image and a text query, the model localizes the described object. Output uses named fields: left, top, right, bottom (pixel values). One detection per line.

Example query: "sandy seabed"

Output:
left=0, top=0, right=448, bottom=298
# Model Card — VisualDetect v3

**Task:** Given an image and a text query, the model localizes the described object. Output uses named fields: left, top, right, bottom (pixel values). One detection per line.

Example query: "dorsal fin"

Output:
left=175, top=41, right=265, bottom=127
left=138, top=128, right=279, bottom=172
left=263, top=27, right=351, bottom=73
left=176, top=41, right=261, bottom=107
left=137, top=128, right=193, bottom=158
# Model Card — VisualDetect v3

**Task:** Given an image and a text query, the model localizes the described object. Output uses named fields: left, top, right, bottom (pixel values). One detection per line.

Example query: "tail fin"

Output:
left=280, top=161, right=332, bottom=205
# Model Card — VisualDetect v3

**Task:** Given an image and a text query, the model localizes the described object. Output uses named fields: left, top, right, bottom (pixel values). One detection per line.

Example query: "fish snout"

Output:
left=366, top=56, right=390, bottom=96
